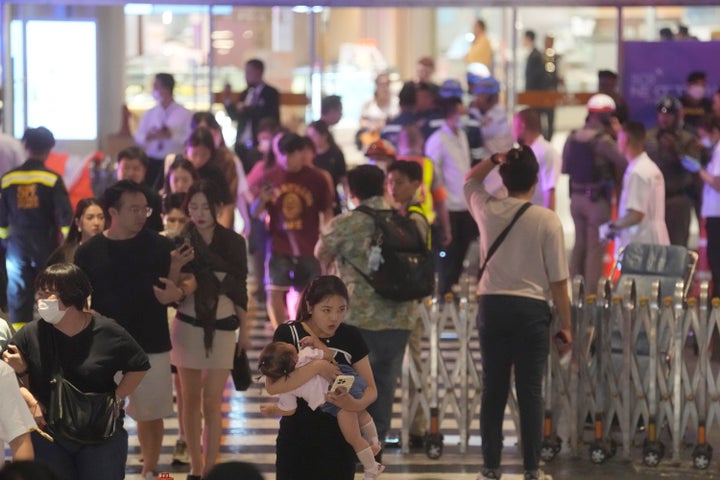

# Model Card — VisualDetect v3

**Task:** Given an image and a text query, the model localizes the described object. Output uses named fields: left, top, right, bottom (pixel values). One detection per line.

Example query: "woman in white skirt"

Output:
left=171, top=179, right=249, bottom=479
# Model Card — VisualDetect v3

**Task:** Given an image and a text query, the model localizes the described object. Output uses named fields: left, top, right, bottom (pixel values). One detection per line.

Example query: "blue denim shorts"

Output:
left=266, top=254, right=320, bottom=290
left=320, top=364, right=367, bottom=417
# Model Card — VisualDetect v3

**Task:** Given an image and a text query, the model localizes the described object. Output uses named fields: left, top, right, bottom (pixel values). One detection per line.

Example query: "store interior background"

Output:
left=2, top=3, right=720, bottom=246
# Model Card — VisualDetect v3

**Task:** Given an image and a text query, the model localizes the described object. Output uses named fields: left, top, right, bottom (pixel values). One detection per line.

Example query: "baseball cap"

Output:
left=439, top=79, right=464, bottom=99
left=655, top=95, right=681, bottom=115
left=586, top=94, right=616, bottom=113
left=22, top=126, right=56, bottom=153
left=471, top=76, right=500, bottom=96
left=365, top=139, right=396, bottom=159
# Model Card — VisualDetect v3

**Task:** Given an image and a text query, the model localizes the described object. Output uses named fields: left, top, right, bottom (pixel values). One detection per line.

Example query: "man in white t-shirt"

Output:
left=464, top=146, right=572, bottom=480
left=605, top=121, right=669, bottom=253
left=513, top=108, right=561, bottom=210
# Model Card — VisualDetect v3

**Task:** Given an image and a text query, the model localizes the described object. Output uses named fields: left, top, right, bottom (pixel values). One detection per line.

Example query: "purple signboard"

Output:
left=622, top=41, right=720, bottom=127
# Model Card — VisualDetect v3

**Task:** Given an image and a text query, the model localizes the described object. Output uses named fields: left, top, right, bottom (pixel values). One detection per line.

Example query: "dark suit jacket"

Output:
left=226, top=83, right=280, bottom=148
left=525, top=48, right=546, bottom=91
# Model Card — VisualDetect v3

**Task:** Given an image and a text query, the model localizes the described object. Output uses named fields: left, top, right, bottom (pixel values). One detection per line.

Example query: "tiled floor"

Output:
left=118, top=295, right=720, bottom=480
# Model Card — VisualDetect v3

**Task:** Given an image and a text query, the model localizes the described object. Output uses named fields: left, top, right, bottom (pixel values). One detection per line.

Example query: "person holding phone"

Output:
left=259, top=338, right=382, bottom=480
left=465, top=147, right=572, bottom=480
left=263, top=275, right=381, bottom=480
left=170, top=180, right=248, bottom=480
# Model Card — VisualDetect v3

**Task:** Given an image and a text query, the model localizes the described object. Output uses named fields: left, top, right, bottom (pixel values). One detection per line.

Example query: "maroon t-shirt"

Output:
left=247, top=163, right=285, bottom=198
left=267, top=166, right=331, bottom=257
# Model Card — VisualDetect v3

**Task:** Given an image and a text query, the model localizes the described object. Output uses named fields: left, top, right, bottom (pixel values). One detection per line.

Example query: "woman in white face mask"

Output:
left=0, top=263, right=151, bottom=480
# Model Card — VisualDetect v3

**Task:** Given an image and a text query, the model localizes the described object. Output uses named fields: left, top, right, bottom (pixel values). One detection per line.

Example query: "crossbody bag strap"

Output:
left=289, top=324, right=300, bottom=351
left=478, top=202, right=532, bottom=280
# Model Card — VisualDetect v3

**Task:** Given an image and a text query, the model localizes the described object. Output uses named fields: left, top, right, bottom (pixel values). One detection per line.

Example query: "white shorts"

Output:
left=124, top=352, right=174, bottom=422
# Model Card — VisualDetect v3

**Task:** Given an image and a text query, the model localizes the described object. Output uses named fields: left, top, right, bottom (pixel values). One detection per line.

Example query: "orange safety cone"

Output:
left=603, top=197, right=618, bottom=279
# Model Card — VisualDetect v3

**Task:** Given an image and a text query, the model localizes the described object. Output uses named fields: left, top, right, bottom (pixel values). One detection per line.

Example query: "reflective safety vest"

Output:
left=397, top=155, right=437, bottom=225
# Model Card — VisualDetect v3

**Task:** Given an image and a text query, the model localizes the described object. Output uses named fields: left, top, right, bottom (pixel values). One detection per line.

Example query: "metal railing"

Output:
left=400, top=275, right=719, bottom=470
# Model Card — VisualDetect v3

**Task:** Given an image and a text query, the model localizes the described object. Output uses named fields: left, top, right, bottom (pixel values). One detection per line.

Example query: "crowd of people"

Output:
left=0, top=25, right=719, bottom=480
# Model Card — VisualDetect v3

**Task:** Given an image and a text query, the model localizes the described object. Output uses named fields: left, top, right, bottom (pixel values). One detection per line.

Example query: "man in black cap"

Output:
left=645, top=95, right=702, bottom=246
left=0, top=126, right=72, bottom=324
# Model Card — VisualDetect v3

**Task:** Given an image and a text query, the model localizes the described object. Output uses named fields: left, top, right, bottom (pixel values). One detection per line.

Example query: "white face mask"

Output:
left=38, top=299, right=66, bottom=325
left=701, top=137, right=713, bottom=149
left=688, top=84, right=706, bottom=100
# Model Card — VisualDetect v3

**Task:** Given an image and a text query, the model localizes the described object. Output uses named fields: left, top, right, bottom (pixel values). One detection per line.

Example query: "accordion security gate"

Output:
left=400, top=275, right=720, bottom=469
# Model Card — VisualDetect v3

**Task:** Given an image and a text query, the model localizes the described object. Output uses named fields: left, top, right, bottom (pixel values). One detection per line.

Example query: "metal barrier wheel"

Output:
left=425, top=433, right=443, bottom=460
left=691, top=444, right=712, bottom=470
left=589, top=443, right=609, bottom=464
left=641, top=440, right=665, bottom=467
left=540, top=437, right=562, bottom=462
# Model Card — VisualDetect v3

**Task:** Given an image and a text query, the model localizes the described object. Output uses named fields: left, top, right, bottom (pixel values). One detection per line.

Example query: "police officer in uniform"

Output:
left=0, top=127, right=72, bottom=324
left=561, top=94, right=626, bottom=294
left=645, top=95, right=702, bottom=247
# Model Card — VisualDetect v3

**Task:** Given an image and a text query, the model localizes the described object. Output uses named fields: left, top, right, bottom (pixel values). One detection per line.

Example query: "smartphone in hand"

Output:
left=330, top=375, right=355, bottom=393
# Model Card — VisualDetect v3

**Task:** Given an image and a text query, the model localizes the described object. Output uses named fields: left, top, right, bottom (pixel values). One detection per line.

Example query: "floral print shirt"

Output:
left=315, top=196, right=417, bottom=331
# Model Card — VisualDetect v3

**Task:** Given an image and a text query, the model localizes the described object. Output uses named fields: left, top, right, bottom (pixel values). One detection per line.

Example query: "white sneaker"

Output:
left=172, top=438, right=189, bottom=465
left=363, top=462, right=385, bottom=480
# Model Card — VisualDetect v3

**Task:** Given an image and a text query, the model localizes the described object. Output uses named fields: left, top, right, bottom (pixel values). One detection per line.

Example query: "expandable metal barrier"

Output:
left=400, top=275, right=720, bottom=470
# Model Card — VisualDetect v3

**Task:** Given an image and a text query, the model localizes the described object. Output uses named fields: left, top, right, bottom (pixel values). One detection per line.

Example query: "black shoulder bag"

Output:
left=231, top=346, right=253, bottom=391
left=478, top=202, right=532, bottom=281
left=46, top=330, right=120, bottom=445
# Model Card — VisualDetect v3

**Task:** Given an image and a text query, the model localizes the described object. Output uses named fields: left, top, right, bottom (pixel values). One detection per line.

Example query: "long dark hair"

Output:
left=183, top=179, right=223, bottom=224
left=163, top=155, right=199, bottom=194
left=47, top=198, right=106, bottom=266
left=308, top=119, right=338, bottom=150
left=186, top=127, right=218, bottom=167
left=65, top=197, right=105, bottom=246
left=191, top=111, right=227, bottom=147
left=295, top=275, right=349, bottom=323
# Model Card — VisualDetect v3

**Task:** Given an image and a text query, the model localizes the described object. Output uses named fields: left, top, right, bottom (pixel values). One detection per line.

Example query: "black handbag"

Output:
left=46, top=330, right=119, bottom=445
left=231, top=346, right=252, bottom=391
left=47, top=373, right=119, bottom=445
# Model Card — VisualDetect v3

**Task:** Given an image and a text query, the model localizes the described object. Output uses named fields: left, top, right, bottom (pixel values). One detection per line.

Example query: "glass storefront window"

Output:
left=3, top=3, right=720, bottom=148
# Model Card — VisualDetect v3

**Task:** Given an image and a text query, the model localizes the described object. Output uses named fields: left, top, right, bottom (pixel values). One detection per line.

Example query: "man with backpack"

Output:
left=315, top=164, right=431, bottom=454
left=561, top=94, right=626, bottom=294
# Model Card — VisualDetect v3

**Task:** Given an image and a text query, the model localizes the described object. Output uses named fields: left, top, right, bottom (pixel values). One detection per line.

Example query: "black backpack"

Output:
left=343, top=204, right=434, bottom=301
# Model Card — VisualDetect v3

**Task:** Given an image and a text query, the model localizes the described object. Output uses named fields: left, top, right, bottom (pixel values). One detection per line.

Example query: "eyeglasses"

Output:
left=126, top=205, right=153, bottom=218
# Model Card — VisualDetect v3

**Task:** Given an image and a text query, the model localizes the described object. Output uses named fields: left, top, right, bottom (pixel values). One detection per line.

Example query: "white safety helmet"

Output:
left=587, top=93, right=616, bottom=113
